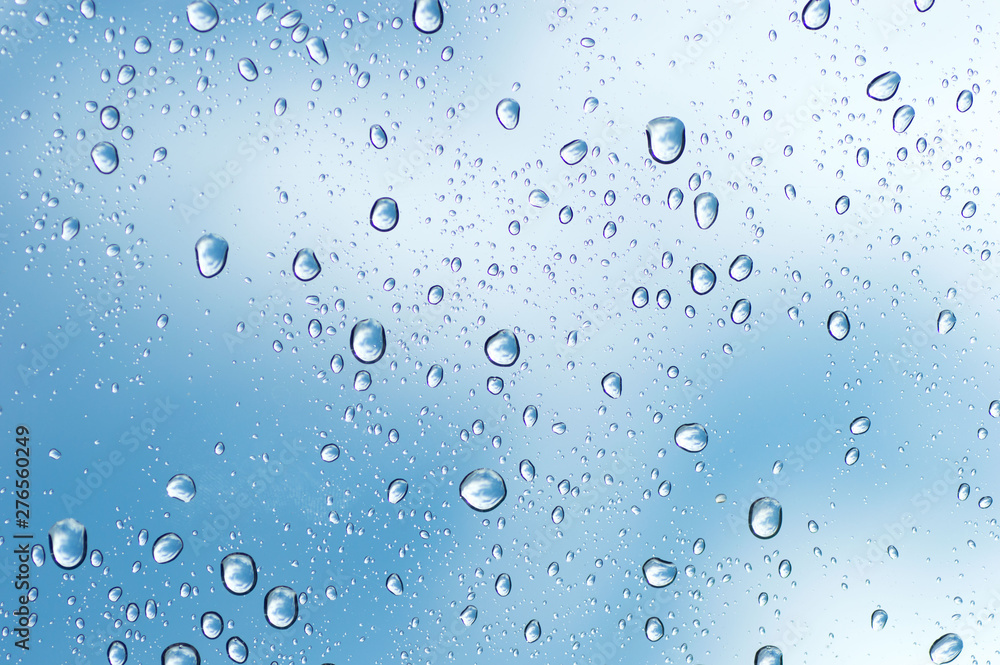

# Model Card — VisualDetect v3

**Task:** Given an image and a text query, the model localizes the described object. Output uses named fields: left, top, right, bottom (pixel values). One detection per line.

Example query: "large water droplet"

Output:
left=691, top=263, right=717, bottom=295
left=201, top=611, right=223, bottom=639
left=957, top=89, right=973, bottom=112
left=729, top=255, right=752, bottom=281
left=524, top=619, right=541, bottom=643
left=108, top=640, right=128, bottom=665
left=264, top=586, right=298, bottom=629
left=642, top=557, right=677, bottom=587
left=101, top=106, right=120, bottom=129
left=835, top=195, right=850, bottom=214
left=226, top=636, right=248, bottom=663
left=850, top=417, right=871, bottom=434
left=867, top=71, right=901, bottom=101
left=386, top=573, right=404, bottom=595
left=370, top=197, right=399, bottom=232
left=166, top=474, right=197, bottom=502
left=412, top=0, right=443, bottom=33
left=827, top=311, right=850, bottom=340
left=937, top=310, right=956, bottom=334
left=749, top=497, right=782, bottom=539
left=91, top=142, right=119, bottom=174
left=221, top=553, right=257, bottom=595
left=755, top=645, right=783, bottom=665
left=495, top=573, right=512, bottom=596
left=871, top=609, right=888, bottom=630
left=61, top=217, right=80, bottom=240
left=694, top=192, right=719, bottom=229
left=668, top=188, right=684, bottom=210
left=305, top=36, right=328, bottom=64
left=559, top=139, right=588, bottom=165
left=387, top=479, right=408, bottom=504
left=496, top=98, right=520, bottom=130
left=426, top=364, right=444, bottom=387
left=48, top=518, right=87, bottom=569
left=237, top=58, right=258, bottom=81
left=350, top=319, right=386, bottom=364
left=892, top=104, right=915, bottom=132
left=292, top=248, right=321, bottom=281
left=162, top=643, right=200, bottom=665
left=632, top=287, right=649, bottom=308
left=857, top=147, right=869, bottom=167
left=674, top=423, right=708, bottom=452
left=929, top=634, right=963, bottom=664
left=484, top=329, right=520, bottom=366
left=460, top=605, right=478, bottom=626
left=802, top=0, right=830, bottom=29
left=195, top=233, right=229, bottom=278
left=523, top=405, right=538, bottom=427
left=961, top=201, right=977, bottom=218
left=152, top=533, right=184, bottom=564
left=459, top=468, right=507, bottom=512
left=645, top=617, right=664, bottom=641
left=732, top=299, right=752, bottom=324
left=601, top=372, right=622, bottom=399
left=646, top=116, right=686, bottom=164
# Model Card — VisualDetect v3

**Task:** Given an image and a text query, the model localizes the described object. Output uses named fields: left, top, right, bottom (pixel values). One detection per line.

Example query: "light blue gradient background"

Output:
left=1, top=0, right=997, bottom=663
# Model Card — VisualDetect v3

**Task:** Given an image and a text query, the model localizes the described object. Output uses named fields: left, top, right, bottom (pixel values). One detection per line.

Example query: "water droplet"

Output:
left=732, top=299, right=751, bottom=324
left=668, top=188, right=684, bottom=210
left=91, top=142, right=119, bottom=174
left=292, top=248, right=321, bottom=281
left=694, top=192, right=719, bottom=229
left=162, top=643, right=200, bottom=665
left=749, top=497, right=782, bottom=539
left=857, top=147, right=869, bottom=166
left=496, top=98, right=520, bottom=129
left=412, top=0, right=443, bottom=33
left=559, top=139, right=588, bottom=165
left=675, top=423, right=708, bottom=453
left=778, top=559, right=792, bottom=577
left=979, top=496, right=993, bottom=509
left=632, top=287, right=649, bottom=308
left=646, top=116, right=686, bottom=164
left=195, top=234, right=229, bottom=278
left=729, top=254, right=752, bottom=281
left=929, top=634, right=963, bottom=664
left=871, top=609, right=888, bottom=630
left=305, top=36, right=328, bottom=64
left=100, top=106, right=120, bottom=129
left=938, top=310, right=956, bottom=334
left=386, top=573, right=404, bottom=596
left=321, top=443, right=340, bottom=462
left=961, top=201, right=977, bottom=218
left=495, top=573, right=512, bottom=596
left=237, top=58, right=258, bottom=81
left=388, top=479, right=409, bottom=504
left=850, top=417, right=871, bottom=435
left=460, top=605, right=478, bottom=626
left=264, top=586, right=298, bottom=629
left=370, top=124, right=388, bottom=149
left=559, top=205, right=573, bottom=224
left=892, top=104, right=915, bottom=133
left=691, top=263, right=717, bottom=295
left=226, top=636, right=248, bottom=663
left=524, top=619, right=541, bottom=643
left=485, top=329, right=520, bottom=366
left=867, top=71, right=901, bottom=101
left=656, top=289, right=671, bottom=309
left=642, top=557, right=677, bottom=587
left=201, top=611, right=223, bottom=639
left=957, top=89, right=973, bottom=112
left=835, top=195, right=850, bottom=214
left=958, top=483, right=970, bottom=500
left=48, top=518, right=87, bottom=569
left=459, top=468, right=507, bottom=512
left=827, top=311, right=850, bottom=340
left=166, top=474, right=196, bottom=502
left=645, top=617, right=664, bottom=641
left=755, top=645, right=783, bottom=665
left=61, top=217, right=80, bottom=241
left=520, top=459, right=535, bottom=481
left=528, top=189, right=549, bottom=207
left=370, top=197, right=399, bottom=232
left=845, top=447, right=860, bottom=465
left=915, top=0, right=934, bottom=10
left=152, top=533, right=183, bottom=564
left=350, top=319, right=386, bottom=364
left=221, top=553, right=257, bottom=595
left=523, top=405, right=538, bottom=427
left=784, top=184, right=796, bottom=200
left=802, top=0, right=830, bottom=29
left=108, top=640, right=128, bottom=665
left=600, top=372, right=622, bottom=399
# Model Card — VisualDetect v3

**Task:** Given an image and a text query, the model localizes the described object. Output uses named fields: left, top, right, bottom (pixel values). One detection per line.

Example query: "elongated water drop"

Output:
left=412, top=0, right=443, bottom=33
left=186, top=1, right=219, bottom=32
left=264, top=586, right=298, bottom=629
left=195, top=233, right=228, bottom=278
left=957, top=89, right=973, bottom=112
left=892, top=104, right=914, bottom=132
left=645, top=617, right=664, bottom=641
left=749, top=497, right=782, bottom=539
left=835, top=195, right=850, bottom=214
left=350, top=319, right=386, bottom=364
left=49, top=518, right=87, bottom=570
left=867, top=71, right=901, bottom=101
left=729, top=255, right=752, bottom=281
left=152, top=533, right=184, bottom=564
left=237, top=58, right=258, bottom=81
left=221, top=553, right=257, bottom=595
left=937, top=310, right=956, bottom=334
left=91, top=142, right=119, bottom=174
left=559, top=139, right=588, bottom=165
left=387, top=479, right=408, bottom=504
left=646, top=116, right=686, bottom=164
left=691, top=263, right=716, bottom=295
left=496, top=98, right=520, bottom=130
left=929, top=634, right=963, bottom=664
left=61, top=217, right=80, bottom=240
left=292, top=248, right=321, bottom=281
left=524, top=619, right=541, bottom=643
left=802, top=0, right=830, bottom=29
left=601, top=372, right=622, bottom=399
left=871, top=609, right=888, bottom=630
left=694, top=192, right=719, bottom=229
left=827, top=311, right=850, bottom=340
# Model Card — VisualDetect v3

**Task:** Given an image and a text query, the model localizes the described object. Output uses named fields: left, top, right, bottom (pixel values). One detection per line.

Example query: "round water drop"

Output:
left=152, top=533, right=183, bottom=564
left=292, top=248, right=321, bottom=281
left=867, top=71, right=901, bottom=101
left=892, top=104, right=915, bottom=133
left=642, top=557, right=677, bottom=587
left=321, top=444, right=340, bottom=462
left=645, top=617, right=664, bottom=641
left=220, top=553, right=257, bottom=595
left=354, top=370, right=371, bottom=391
left=226, top=637, right=248, bottom=663
left=957, top=89, right=973, bottom=112
left=778, top=559, right=792, bottom=577
left=305, top=36, right=328, bottom=64
left=519, top=459, right=535, bottom=481
left=646, top=116, right=686, bottom=164
left=459, top=468, right=507, bottom=512
left=91, top=142, right=119, bottom=174
left=237, top=58, right=257, bottom=81
left=656, top=289, right=671, bottom=309
left=186, top=1, right=219, bottom=32
left=370, top=124, right=388, bottom=149
left=166, top=474, right=196, bottom=502
left=850, top=417, right=871, bottom=435
left=559, top=139, right=588, bottom=165
left=485, top=329, right=520, bottom=366
left=749, top=497, right=782, bottom=539
left=667, top=188, right=684, bottom=210
left=857, top=147, right=869, bottom=166
left=386, top=573, right=404, bottom=596
left=387, top=479, right=408, bottom=504
left=108, top=641, right=128, bottom=665
left=496, top=573, right=512, bottom=596
left=307, top=319, right=322, bottom=338
left=201, top=612, right=223, bottom=639
left=426, top=364, right=444, bottom=387
left=845, top=447, right=860, bottom=465
left=694, top=192, right=719, bottom=229
left=62, top=217, right=80, bottom=240
left=961, top=201, right=976, bottom=218
left=370, top=197, right=399, bottom=232
left=264, top=586, right=298, bottom=629
left=427, top=285, right=444, bottom=304
left=755, top=645, right=783, bottom=665
left=412, top=0, right=443, bottom=33
left=100, top=106, right=120, bottom=129
left=632, top=287, right=649, bottom=308
left=675, top=423, right=708, bottom=453
left=523, top=405, right=538, bottom=427
left=528, top=189, right=549, bottom=207
left=194, top=233, right=229, bottom=278
left=460, top=605, right=478, bottom=627
left=496, top=98, right=520, bottom=130
left=48, top=518, right=87, bottom=570
left=162, top=643, right=200, bottom=665
left=871, top=609, right=888, bottom=630
left=835, top=195, right=850, bottom=214
left=929, top=634, right=963, bottom=664
left=350, top=319, right=386, bottom=364
left=691, top=263, right=716, bottom=295
left=601, top=372, right=622, bottom=399
left=729, top=255, right=752, bottom=281
left=524, top=619, right=541, bottom=643
left=827, top=311, right=850, bottom=340
left=802, top=0, right=830, bottom=29
left=937, top=310, right=956, bottom=334
left=732, top=299, right=751, bottom=324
